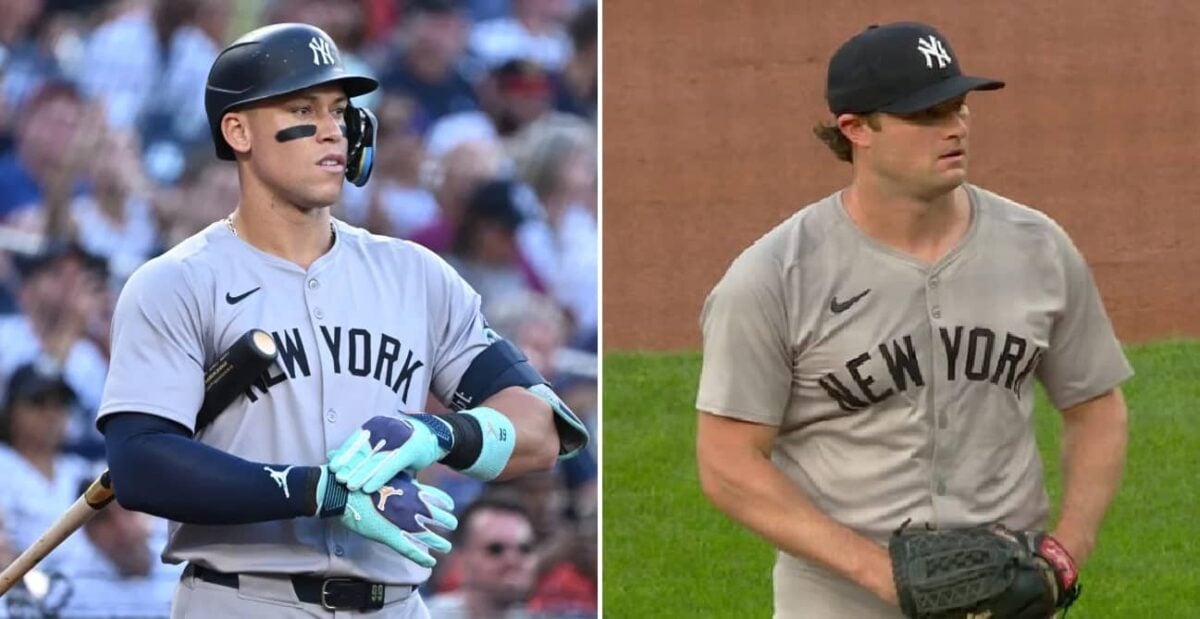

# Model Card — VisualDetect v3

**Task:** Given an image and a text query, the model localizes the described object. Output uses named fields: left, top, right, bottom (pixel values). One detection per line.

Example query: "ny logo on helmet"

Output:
left=916, top=35, right=951, bottom=69
left=309, top=36, right=336, bottom=66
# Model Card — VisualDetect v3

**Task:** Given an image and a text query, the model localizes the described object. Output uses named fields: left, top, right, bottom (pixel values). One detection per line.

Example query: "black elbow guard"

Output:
left=452, top=337, right=589, bottom=458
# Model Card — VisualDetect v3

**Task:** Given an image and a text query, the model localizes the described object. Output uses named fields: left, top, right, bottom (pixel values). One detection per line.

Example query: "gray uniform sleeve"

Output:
left=425, top=251, right=490, bottom=407
left=1036, top=226, right=1133, bottom=410
left=695, top=246, right=793, bottom=425
left=97, top=258, right=207, bottom=431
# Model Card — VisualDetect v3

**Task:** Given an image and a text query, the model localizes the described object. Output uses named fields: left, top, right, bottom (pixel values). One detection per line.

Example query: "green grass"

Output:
left=603, top=342, right=1200, bottom=618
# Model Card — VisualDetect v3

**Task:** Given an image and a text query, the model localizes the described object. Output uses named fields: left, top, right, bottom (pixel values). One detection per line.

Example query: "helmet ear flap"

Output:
left=344, top=105, right=376, bottom=187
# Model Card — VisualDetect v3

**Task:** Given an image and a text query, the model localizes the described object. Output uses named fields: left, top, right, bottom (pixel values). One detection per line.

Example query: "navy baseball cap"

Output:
left=4, top=363, right=76, bottom=410
left=406, top=0, right=463, bottom=16
left=826, top=22, right=1004, bottom=115
left=467, top=178, right=542, bottom=230
left=12, top=241, right=108, bottom=282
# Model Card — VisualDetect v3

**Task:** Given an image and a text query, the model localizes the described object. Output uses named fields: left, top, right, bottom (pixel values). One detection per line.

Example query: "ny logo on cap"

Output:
left=309, top=36, right=336, bottom=66
left=916, top=35, right=951, bottom=69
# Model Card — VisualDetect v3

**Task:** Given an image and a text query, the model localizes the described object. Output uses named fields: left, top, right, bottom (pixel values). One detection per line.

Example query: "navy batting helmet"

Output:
left=205, top=23, right=379, bottom=186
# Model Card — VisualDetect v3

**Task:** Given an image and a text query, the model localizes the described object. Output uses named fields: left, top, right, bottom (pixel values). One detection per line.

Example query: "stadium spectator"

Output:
left=0, top=243, right=109, bottom=454
left=70, top=128, right=158, bottom=285
left=482, top=58, right=554, bottom=137
left=510, top=115, right=596, bottom=334
left=137, top=0, right=232, bottom=184
left=552, top=2, right=595, bottom=120
left=77, top=0, right=227, bottom=140
left=379, top=0, right=479, bottom=133
left=0, top=363, right=94, bottom=571
left=410, top=137, right=506, bottom=251
left=447, top=177, right=545, bottom=315
left=493, top=469, right=596, bottom=617
left=73, top=0, right=158, bottom=131
left=0, top=81, right=97, bottom=230
left=426, top=495, right=539, bottom=619
left=0, top=0, right=52, bottom=140
left=469, top=0, right=573, bottom=71
left=359, top=93, right=441, bottom=237
left=58, top=497, right=179, bottom=617
left=155, top=156, right=238, bottom=248
left=526, top=511, right=596, bottom=618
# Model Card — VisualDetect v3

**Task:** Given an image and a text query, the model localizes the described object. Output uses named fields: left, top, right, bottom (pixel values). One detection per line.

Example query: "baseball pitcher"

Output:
left=695, top=22, right=1130, bottom=619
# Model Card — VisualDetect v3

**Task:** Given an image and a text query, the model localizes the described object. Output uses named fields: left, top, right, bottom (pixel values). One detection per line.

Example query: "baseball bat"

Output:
left=0, top=329, right=278, bottom=596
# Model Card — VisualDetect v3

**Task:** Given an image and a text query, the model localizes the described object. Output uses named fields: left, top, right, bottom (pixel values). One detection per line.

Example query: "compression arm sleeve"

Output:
left=102, top=412, right=326, bottom=524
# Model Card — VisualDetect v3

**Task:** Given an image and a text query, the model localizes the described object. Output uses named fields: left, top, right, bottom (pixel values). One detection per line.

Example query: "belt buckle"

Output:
left=320, top=578, right=356, bottom=610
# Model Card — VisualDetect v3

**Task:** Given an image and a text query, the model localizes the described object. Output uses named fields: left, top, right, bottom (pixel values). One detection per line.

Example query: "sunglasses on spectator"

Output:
left=484, top=541, right=535, bottom=557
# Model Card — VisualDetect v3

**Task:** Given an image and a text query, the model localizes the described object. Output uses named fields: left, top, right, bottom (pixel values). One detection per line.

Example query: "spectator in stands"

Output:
left=58, top=495, right=179, bottom=618
left=138, top=0, right=232, bottom=184
left=510, top=115, right=596, bottom=334
left=73, top=0, right=156, bottom=131
left=0, top=243, right=109, bottom=455
left=553, top=3, right=596, bottom=121
left=0, top=0, right=51, bottom=140
left=483, top=58, right=554, bottom=137
left=470, top=0, right=573, bottom=71
left=71, top=128, right=158, bottom=286
left=0, top=81, right=98, bottom=230
left=360, top=94, right=441, bottom=237
left=0, top=363, right=95, bottom=572
left=447, top=177, right=545, bottom=313
left=527, top=511, right=597, bottom=618
left=486, top=291, right=567, bottom=378
left=78, top=0, right=226, bottom=138
left=379, top=0, right=478, bottom=133
left=410, top=137, right=506, bottom=252
left=426, top=495, right=539, bottom=619
left=155, top=157, right=238, bottom=248
left=494, top=468, right=596, bottom=618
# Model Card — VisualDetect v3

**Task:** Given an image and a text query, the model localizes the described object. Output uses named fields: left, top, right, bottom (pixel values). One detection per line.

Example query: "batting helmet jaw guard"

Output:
left=205, top=23, right=380, bottom=184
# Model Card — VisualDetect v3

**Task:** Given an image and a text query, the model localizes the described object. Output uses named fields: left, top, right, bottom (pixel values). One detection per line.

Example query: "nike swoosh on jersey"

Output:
left=829, top=289, right=871, bottom=314
left=225, top=287, right=261, bottom=305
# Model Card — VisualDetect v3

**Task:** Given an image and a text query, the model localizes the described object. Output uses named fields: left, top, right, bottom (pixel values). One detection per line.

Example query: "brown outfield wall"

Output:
left=604, top=1, right=1200, bottom=351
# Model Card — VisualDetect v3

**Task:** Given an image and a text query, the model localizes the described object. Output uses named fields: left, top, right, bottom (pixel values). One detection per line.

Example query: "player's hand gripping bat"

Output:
left=0, top=329, right=278, bottom=596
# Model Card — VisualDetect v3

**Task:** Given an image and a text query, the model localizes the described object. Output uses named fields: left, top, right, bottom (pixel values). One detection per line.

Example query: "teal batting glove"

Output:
left=315, top=466, right=457, bottom=568
left=327, top=415, right=450, bottom=493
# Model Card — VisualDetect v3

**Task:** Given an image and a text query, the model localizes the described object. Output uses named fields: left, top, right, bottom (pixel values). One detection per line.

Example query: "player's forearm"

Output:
left=697, top=440, right=896, bottom=603
left=479, top=387, right=558, bottom=479
left=104, top=413, right=320, bottom=524
left=1053, top=388, right=1128, bottom=565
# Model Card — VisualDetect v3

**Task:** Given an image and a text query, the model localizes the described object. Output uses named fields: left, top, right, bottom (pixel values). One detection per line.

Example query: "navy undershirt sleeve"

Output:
left=102, top=412, right=321, bottom=524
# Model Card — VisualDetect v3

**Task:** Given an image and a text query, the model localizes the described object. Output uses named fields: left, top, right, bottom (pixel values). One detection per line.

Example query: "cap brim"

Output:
left=9, top=381, right=76, bottom=408
left=880, top=75, right=1005, bottom=115
left=334, top=75, right=379, bottom=99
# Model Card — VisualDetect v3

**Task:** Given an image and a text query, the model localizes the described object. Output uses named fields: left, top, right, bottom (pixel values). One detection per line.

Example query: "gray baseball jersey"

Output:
left=97, top=219, right=490, bottom=585
left=696, top=184, right=1132, bottom=616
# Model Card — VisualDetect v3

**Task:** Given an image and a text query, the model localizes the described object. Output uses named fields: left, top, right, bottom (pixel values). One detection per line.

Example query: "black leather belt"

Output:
left=188, top=564, right=412, bottom=611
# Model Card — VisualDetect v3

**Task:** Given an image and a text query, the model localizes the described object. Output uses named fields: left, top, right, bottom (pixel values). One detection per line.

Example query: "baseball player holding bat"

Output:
left=96, top=23, right=588, bottom=618
left=696, top=22, right=1130, bottom=618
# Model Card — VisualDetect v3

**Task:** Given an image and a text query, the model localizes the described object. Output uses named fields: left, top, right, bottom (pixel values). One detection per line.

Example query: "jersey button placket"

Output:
left=326, top=409, right=337, bottom=423
left=927, top=269, right=950, bottom=508
left=927, top=273, right=942, bottom=320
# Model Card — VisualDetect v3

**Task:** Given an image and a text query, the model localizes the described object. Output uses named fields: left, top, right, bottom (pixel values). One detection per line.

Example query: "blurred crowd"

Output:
left=0, top=0, right=598, bottom=617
